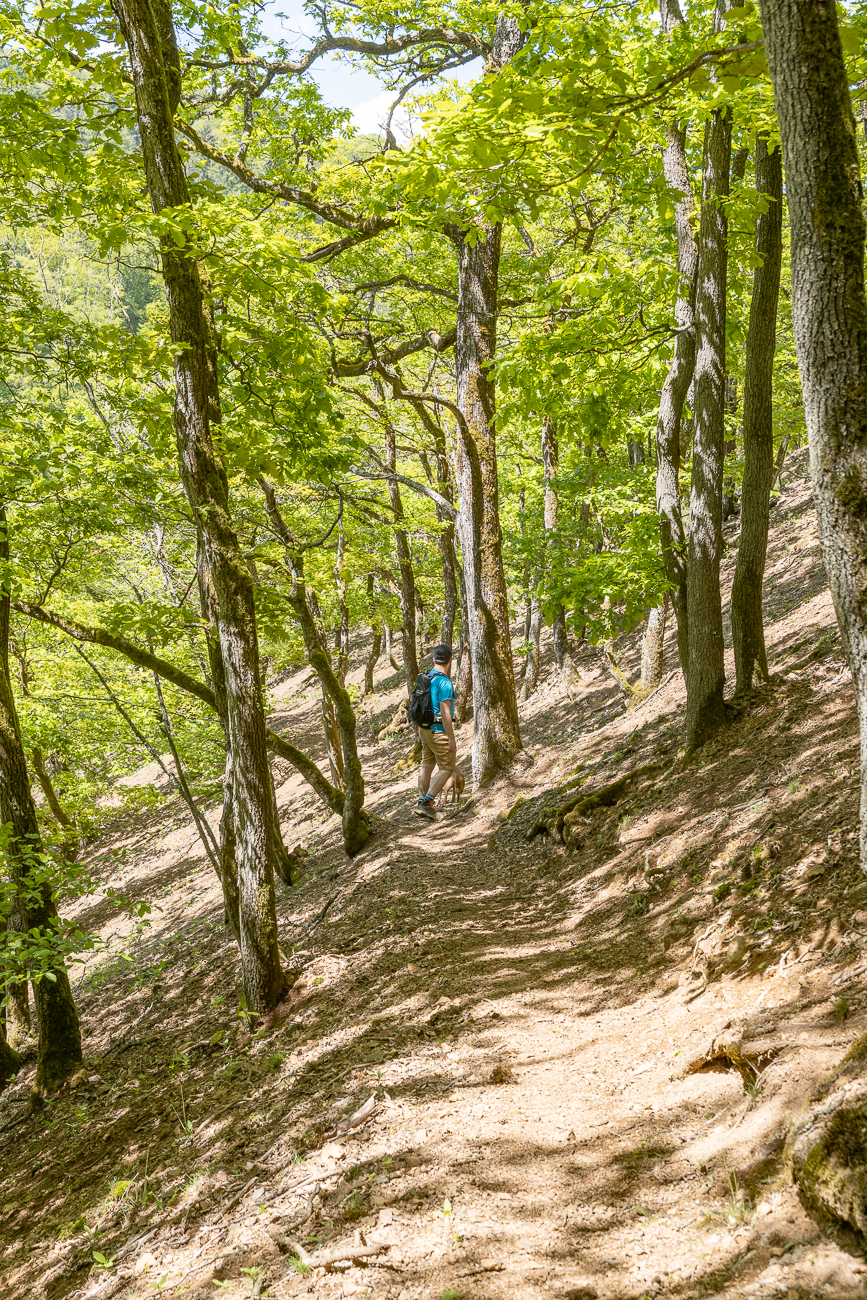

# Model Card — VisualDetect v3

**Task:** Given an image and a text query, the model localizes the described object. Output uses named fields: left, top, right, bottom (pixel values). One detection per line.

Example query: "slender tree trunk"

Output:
left=773, top=430, right=792, bottom=489
left=218, top=757, right=241, bottom=940
left=385, top=625, right=400, bottom=672
left=522, top=599, right=542, bottom=699
left=363, top=627, right=382, bottom=697
left=685, top=0, right=733, bottom=751
left=640, top=594, right=669, bottom=693
left=759, top=0, right=867, bottom=872
left=113, top=0, right=286, bottom=1012
left=731, top=134, right=784, bottom=692
left=383, top=423, right=419, bottom=694
left=655, top=126, right=696, bottom=677
left=362, top=573, right=382, bottom=697
left=542, top=417, right=582, bottom=698
left=0, top=513, right=79, bottom=1093
left=286, top=570, right=367, bottom=856
left=335, top=511, right=350, bottom=687
left=258, top=481, right=369, bottom=856
left=31, top=748, right=73, bottom=829
left=654, top=0, right=695, bottom=677
left=432, top=425, right=458, bottom=646
left=454, top=562, right=472, bottom=724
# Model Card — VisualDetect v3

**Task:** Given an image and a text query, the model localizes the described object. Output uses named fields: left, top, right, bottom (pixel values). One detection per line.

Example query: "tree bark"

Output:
left=363, top=626, right=382, bottom=697
left=431, top=423, right=458, bottom=646
left=454, top=562, right=472, bottom=724
left=521, top=599, right=542, bottom=699
left=449, top=14, right=523, bottom=785
left=542, top=417, right=582, bottom=698
left=0, top=1018, right=21, bottom=1092
left=258, top=481, right=370, bottom=856
left=4, top=973, right=31, bottom=1050
left=112, top=0, right=286, bottom=1012
left=31, top=747, right=73, bottom=830
left=383, top=421, right=419, bottom=694
left=454, top=221, right=523, bottom=783
left=731, top=133, right=784, bottom=692
left=655, top=127, right=696, bottom=678
left=0, top=512, right=80, bottom=1094
left=684, top=0, right=733, bottom=751
left=335, top=509, right=350, bottom=687
left=759, top=0, right=867, bottom=872
left=640, top=594, right=669, bottom=693
left=654, top=0, right=695, bottom=676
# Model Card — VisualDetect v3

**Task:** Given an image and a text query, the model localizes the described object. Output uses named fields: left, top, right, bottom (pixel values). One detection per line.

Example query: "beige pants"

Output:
left=420, top=727, right=455, bottom=771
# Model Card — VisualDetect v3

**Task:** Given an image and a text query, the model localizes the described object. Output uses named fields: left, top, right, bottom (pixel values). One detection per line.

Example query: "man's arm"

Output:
left=440, top=698, right=457, bottom=753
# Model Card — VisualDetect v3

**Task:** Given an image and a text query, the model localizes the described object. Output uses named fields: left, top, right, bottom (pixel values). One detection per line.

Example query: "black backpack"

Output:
left=407, top=671, right=437, bottom=727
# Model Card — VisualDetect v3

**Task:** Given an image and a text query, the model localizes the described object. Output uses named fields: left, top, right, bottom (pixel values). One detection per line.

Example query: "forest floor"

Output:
left=3, top=446, right=867, bottom=1300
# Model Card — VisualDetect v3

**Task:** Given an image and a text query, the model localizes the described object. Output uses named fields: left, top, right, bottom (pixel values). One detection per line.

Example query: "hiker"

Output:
left=409, top=644, right=460, bottom=820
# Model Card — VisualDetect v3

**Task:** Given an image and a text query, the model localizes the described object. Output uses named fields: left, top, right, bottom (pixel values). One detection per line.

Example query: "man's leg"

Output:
left=426, top=763, right=453, bottom=802
left=418, top=762, right=435, bottom=797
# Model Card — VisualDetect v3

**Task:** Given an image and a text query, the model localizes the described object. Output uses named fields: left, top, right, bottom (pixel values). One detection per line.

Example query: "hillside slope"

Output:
left=2, top=449, right=866, bottom=1300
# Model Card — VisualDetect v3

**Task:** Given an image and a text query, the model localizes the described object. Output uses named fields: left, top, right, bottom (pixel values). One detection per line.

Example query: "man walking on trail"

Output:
left=414, top=644, right=458, bottom=820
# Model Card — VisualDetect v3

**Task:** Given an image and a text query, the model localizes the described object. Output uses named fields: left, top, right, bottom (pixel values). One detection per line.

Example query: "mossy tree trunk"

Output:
left=0, top=1019, right=20, bottom=1093
left=760, top=0, right=867, bottom=873
left=731, top=133, right=784, bottom=693
left=113, top=0, right=286, bottom=1013
left=0, top=510, right=81, bottom=1094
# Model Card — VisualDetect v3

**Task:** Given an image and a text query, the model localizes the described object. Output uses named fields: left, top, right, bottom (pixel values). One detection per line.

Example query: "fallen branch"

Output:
left=285, top=1236, right=386, bottom=1268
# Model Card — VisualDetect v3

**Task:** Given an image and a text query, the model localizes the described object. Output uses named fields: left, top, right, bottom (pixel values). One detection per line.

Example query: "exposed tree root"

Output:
left=526, top=761, right=666, bottom=848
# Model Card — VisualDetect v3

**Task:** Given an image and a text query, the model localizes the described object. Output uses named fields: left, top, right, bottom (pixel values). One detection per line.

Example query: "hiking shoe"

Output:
left=413, top=796, right=437, bottom=820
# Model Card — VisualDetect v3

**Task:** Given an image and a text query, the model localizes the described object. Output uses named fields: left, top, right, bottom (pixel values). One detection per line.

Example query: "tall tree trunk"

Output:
left=684, top=0, right=733, bottom=751
left=454, top=561, right=472, bottom=724
left=0, top=512, right=79, bottom=1093
left=450, top=14, right=523, bottom=785
left=759, top=0, right=867, bottom=872
left=454, top=222, right=522, bottom=782
left=731, top=133, right=784, bottom=692
left=542, top=417, right=582, bottom=698
left=113, top=0, right=286, bottom=1012
left=655, top=0, right=696, bottom=676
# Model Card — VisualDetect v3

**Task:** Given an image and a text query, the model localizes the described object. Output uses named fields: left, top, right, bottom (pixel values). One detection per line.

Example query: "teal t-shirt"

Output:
left=429, top=670, right=454, bottom=732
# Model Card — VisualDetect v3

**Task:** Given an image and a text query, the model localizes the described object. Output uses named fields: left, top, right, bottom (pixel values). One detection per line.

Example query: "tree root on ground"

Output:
left=375, top=702, right=408, bottom=742
left=526, top=761, right=666, bottom=849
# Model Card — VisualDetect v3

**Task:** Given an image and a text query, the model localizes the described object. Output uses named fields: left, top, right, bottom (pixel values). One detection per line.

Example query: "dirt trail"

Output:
left=3, top=449, right=867, bottom=1300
